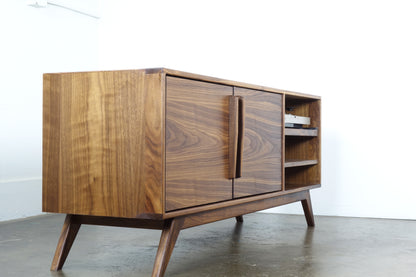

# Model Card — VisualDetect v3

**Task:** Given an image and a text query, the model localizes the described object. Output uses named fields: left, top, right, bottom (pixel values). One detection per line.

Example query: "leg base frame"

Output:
left=50, top=189, right=316, bottom=276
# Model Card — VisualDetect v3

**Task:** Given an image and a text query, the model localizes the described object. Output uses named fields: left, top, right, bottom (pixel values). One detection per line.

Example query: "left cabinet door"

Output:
left=166, top=77, right=233, bottom=211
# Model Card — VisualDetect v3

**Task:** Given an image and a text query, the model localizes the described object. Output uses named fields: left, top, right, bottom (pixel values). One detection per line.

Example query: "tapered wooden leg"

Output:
left=50, top=214, right=81, bottom=271
left=301, top=191, right=315, bottom=227
left=235, top=215, right=244, bottom=223
left=152, top=218, right=184, bottom=277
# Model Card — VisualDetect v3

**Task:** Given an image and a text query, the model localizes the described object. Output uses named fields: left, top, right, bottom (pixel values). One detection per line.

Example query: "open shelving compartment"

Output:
left=284, top=94, right=321, bottom=191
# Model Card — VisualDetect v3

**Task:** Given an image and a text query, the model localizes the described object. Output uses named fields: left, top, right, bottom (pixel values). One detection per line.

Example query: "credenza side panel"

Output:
left=42, top=70, right=164, bottom=218
left=165, top=77, right=233, bottom=211
left=233, top=88, right=283, bottom=197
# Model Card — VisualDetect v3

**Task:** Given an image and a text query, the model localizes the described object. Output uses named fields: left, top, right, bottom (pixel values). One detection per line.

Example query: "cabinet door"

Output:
left=166, top=77, right=233, bottom=211
left=234, top=88, right=283, bottom=197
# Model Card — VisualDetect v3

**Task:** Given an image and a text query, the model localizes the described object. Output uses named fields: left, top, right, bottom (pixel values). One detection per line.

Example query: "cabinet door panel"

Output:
left=234, top=88, right=282, bottom=197
left=166, top=77, right=233, bottom=211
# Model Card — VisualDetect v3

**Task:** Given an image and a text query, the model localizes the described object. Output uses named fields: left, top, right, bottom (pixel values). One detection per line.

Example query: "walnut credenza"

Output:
left=43, top=68, right=321, bottom=276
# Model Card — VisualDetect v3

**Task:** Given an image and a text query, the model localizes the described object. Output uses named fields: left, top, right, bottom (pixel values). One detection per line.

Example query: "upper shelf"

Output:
left=285, top=128, right=318, bottom=137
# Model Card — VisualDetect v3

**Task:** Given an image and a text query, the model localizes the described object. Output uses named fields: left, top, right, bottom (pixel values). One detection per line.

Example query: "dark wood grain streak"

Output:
left=165, top=77, right=233, bottom=211
left=43, top=70, right=164, bottom=218
left=233, top=87, right=283, bottom=197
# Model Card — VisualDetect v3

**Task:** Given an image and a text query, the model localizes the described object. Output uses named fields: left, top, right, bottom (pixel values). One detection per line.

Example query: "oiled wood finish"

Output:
left=163, top=68, right=320, bottom=100
left=72, top=215, right=165, bottom=229
left=44, top=68, right=321, bottom=277
left=164, top=184, right=320, bottom=219
left=50, top=215, right=81, bottom=271
left=228, top=96, right=239, bottom=179
left=152, top=218, right=184, bottom=277
left=233, top=87, right=282, bottom=197
left=285, top=128, right=318, bottom=136
left=43, top=70, right=164, bottom=218
left=236, top=96, right=245, bottom=178
left=285, top=159, right=318, bottom=168
left=301, top=191, right=315, bottom=227
left=182, top=190, right=309, bottom=229
left=165, top=77, right=233, bottom=211
left=285, top=97, right=321, bottom=188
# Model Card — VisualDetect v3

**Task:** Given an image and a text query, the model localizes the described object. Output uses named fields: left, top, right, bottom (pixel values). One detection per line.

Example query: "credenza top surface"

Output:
left=44, top=68, right=321, bottom=100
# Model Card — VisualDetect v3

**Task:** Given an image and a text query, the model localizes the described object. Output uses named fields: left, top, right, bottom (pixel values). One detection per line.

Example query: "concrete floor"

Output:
left=1, top=213, right=415, bottom=277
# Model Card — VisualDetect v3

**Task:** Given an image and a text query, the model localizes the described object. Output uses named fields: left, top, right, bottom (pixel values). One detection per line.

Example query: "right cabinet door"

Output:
left=234, top=88, right=283, bottom=197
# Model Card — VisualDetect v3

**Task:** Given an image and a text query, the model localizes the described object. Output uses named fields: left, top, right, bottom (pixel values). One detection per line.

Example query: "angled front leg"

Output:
left=301, top=190, right=315, bottom=227
left=50, top=214, right=81, bottom=271
left=152, top=217, right=184, bottom=277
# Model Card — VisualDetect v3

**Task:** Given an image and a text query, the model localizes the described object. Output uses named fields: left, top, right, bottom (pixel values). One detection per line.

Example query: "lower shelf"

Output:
left=285, top=183, right=321, bottom=191
left=284, top=159, right=318, bottom=168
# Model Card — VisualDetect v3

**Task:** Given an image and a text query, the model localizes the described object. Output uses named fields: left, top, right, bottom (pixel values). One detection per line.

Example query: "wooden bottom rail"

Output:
left=50, top=190, right=315, bottom=277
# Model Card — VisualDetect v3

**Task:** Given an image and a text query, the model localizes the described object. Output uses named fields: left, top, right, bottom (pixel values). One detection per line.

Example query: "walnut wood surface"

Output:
left=182, top=190, right=309, bottom=229
left=236, top=96, right=245, bottom=178
left=44, top=68, right=321, bottom=277
left=228, top=96, right=239, bottom=179
left=163, top=68, right=320, bottom=100
left=301, top=190, right=315, bottom=227
left=285, top=159, right=318, bottom=168
left=285, top=97, right=321, bottom=188
left=50, top=215, right=81, bottom=271
left=152, top=218, right=184, bottom=277
left=165, top=77, right=233, bottom=211
left=233, top=87, right=282, bottom=197
left=164, top=184, right=320, bottom=219
left=235, top=215, right=244, bottom=222
left=43, top=70, right=164, bottom=218
left=285, top=128, right=318, bottom=136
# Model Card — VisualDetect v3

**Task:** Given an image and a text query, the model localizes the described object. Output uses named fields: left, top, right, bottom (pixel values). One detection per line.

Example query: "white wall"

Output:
left=0, top=1, right=99, bottom=221
left=1, top=0, right=415, bottom=221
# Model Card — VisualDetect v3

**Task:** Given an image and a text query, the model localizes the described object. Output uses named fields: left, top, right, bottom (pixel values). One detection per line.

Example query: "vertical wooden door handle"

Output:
left=236, top=96, right=245, bottom=178
left=229, top=96, right=239, bottom=179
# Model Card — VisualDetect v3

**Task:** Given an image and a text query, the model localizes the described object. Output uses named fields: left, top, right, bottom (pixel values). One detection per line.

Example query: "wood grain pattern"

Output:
left=165, top=77, right=233, bottom=211
left=50, top=215, right=81, bottom=271
left=285, top=128, right=318, bottom=136
left=182, top=190, right=309, bottom=229
left=233, top=87, right=282, bottom=197
left=163, top=68, right=320, bottom=100
left=44, top=68, right=321, bottom=277
left=228, top=96, right=239, bottom=179
left=285, top=97, right=321, bottom=188
left=301, top=190, right=315, bottom=227
left=285, top=159, right=318, bottom=168
left=164, top=184, right=320, bottom=219
left=43, top=70, right=164, bottom=218
left=236, top=96, right=245, bottom=178
left=152, top=218, right=184, bottom=277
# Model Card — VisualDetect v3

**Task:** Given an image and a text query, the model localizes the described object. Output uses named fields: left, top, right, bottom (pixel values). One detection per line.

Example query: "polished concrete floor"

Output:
left=1, top=213, right=415, bottom=277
